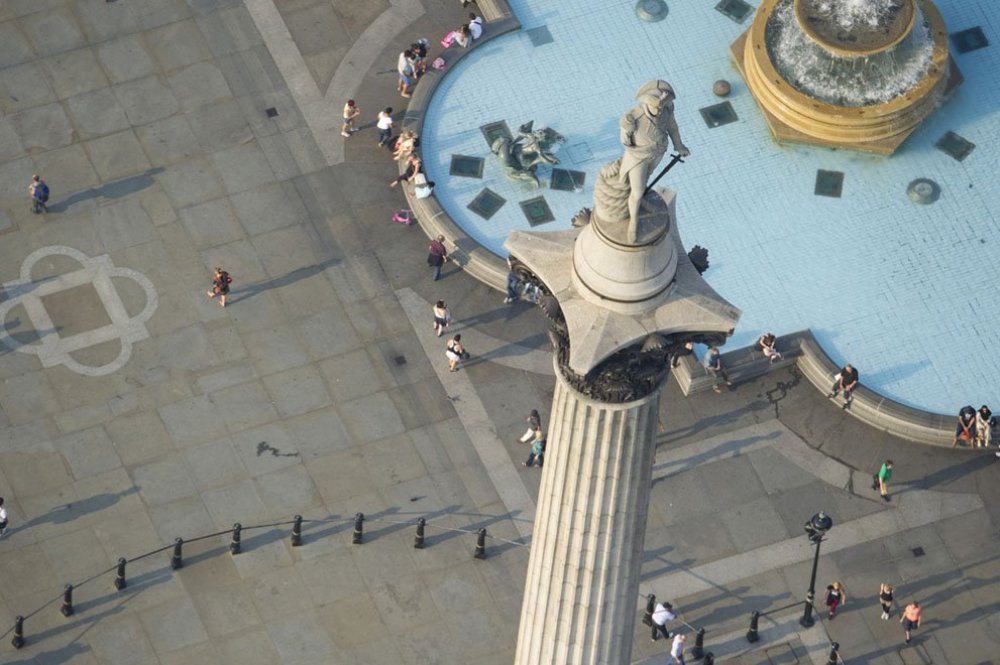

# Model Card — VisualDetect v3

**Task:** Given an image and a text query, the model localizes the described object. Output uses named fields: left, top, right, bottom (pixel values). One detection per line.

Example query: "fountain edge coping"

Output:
left=398, top=5, right=963, bottom=449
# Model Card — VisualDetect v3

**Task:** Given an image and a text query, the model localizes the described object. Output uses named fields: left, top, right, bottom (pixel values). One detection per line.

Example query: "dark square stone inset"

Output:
left=480, top=121, right=512, bottom=149
left=935, top=131, right=975, bottom=162
left=566, top=142, right=593, bottom=164
left=468, top=188, right=506, bottom=220
left=449, top=154, right=485, bottom=179
left=394, top=355, right=407, bottom=366
left=265, top=107, right=278, bottom=118
left=715, top=0, right=753, bottom=23
left=520, top=196, right=555, bottom=226
left=550, top=168, right=586, bottom=192
left=912, top=547, right=926, bottom=557
left=814, top=170, right=844, bottom=198
left=700, top=101, right=739, bottom=129
left=950, top=27, right=989, bottom=54
left=526, top=26, right=554, bottom=47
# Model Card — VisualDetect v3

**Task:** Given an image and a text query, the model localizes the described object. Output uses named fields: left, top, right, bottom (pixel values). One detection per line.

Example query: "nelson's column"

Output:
left=506, top=80, right=741, bottom=664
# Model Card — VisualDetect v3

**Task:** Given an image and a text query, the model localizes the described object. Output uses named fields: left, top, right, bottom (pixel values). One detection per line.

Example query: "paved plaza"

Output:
left=0, top=1, right=998, bottom=664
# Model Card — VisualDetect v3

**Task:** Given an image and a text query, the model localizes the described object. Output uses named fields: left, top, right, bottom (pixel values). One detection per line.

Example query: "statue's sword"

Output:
left=643, top=153, right=685, bottom=196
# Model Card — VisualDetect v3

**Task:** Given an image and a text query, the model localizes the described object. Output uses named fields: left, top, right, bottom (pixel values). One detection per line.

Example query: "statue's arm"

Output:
left=665, top=111, right=690, bottom=156
left=620, top=110, right=639, bottom=147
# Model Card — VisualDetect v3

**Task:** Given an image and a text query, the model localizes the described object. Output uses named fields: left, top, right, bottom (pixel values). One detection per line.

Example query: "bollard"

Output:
left=642, top=593, right=656, bottom=627
left=11, top=615, right=24, bottom=649
left=690, top=626, right=705, bottom=659
left=826, top=642, right=839, bottom=665
left=414, top=518, right=425, bottom=549
left=60, top=584, right=74, bottom=617
left=114, top=557, right=127, bottom=590
left=746, top=609, right=760, bottom=643
left=473, top=528, right=487, bottom=560
left=230, top=523, right=242, bottom=555
left=291, top=515, right=302, bottom=547
left=171, top=537, right=184, bottom=570
left=704, top=653, right=714, bottom=665
left=352, top=513, right=364, bottom=545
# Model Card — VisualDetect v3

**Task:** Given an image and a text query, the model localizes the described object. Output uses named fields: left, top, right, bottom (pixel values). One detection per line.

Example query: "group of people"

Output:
left=952, top=404, right=997, bottom=454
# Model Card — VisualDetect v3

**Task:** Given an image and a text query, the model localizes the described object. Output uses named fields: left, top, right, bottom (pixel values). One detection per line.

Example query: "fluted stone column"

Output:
left=514, top=365, right=662, bottom=664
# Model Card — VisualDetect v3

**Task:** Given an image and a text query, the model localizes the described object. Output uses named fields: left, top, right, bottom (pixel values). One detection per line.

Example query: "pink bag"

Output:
left=431, top=57, right=447, bottom=70
left=392, top=209, right=413, bottom=225
left=440, top=31, right=457, bottom=48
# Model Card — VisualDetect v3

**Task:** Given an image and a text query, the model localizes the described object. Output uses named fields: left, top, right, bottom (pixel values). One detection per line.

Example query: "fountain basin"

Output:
left=732, top=0, right=962, bottom=154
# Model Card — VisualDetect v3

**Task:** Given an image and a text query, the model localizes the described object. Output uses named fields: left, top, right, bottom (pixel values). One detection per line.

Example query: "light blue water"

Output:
left=422, top=0, right=1000, bottom=414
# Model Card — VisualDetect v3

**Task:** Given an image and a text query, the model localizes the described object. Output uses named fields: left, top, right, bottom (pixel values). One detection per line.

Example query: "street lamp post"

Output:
left=800, top=511, right=833, bottom=628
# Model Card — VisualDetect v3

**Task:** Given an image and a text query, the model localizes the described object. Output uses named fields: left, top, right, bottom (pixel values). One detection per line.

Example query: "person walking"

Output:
left=522, top=428, right=546, bottom=468
left=669, top=633, right=687, bottom=665
left=341, top=99, right=360, bottom=137
left=824, top=581, right=847, bottom=619
left=878, top=582, right=894, bottom=620
left=28, top=174, right=49, bottom=214
left=702, top=346, right=732, bottom=394
left=445, top=334, right=465, bottom=372
left=376, top=107, right=394, bottom=147
left=873, top=459, right=893, bottom=502
left=397, top=49, right=414, bottom=98
left=650, top=600, right=675, bottom=642
left=432, top=300, right=451, bottom=337
left=827, top=363, right=859, bottom=409
left=427, top=234, right=449, bottom=281
left=901, top=601, right=921, bottom=644
left=206, top=267, right=232, bottom=308
left=0, top=497, right=8, bottom=537
left=519, top=409, right=542, bottom=443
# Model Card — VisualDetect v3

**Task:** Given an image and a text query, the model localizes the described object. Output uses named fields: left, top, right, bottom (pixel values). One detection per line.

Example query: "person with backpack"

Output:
left=206, top=267, right=232, bottom=308
left=28, top=174, right=49, bottom=214
left=522, top=428, right=546, bottom=468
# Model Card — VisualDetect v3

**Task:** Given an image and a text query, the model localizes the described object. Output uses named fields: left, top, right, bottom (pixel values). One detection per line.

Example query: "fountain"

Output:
left=732, top=0, right=963, bottom=154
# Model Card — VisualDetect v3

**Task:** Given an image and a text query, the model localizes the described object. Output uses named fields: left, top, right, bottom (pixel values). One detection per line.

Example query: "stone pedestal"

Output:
left=514, top=365, right=661, bottom=665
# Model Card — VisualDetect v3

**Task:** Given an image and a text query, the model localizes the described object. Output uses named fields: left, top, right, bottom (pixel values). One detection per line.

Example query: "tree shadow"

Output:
left=228, top=258, right=340, bottom=304
left=46, top=168, right=166, bottom=213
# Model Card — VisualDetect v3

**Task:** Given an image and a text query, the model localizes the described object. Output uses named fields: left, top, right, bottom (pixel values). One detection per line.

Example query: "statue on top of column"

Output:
left=595, top=80, right=690, bottom=243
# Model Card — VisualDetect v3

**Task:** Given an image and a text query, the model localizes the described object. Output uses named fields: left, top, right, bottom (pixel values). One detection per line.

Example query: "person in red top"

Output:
left=427, top=235, right=449, bottom=281
left=206, top=267, right=232, bottom=308
left=901, top=601, right=921, bottom=644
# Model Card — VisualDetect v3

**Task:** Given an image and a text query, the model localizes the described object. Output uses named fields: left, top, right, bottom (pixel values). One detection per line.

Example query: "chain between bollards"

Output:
left=474, top=528, right=487, bottom=560
left=827, top=641, right=840, bottom=665
left=291, top=515, right=302, bottom=547
left=414, top=517, right=425, bottom=549
left=114, top=557, right=127, bottom=590
left=230, top=523, right=242, bottom=554
left=746, top=609, right=760, bottom=643
left=60, top=584, right=74, bottom=617
left=171, top=537, right=184, bottom=570
left=11, top=615, right=24, bottom=649
left=352, top=513, right=364, bottom=544
left=690, top=626, right=705, bottom=659
left=642, top=593, right=656, bottom=627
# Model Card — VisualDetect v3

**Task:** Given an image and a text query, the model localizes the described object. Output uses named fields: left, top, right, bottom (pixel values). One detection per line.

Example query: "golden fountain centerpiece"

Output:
left=731, top=0, right=963, bottom=155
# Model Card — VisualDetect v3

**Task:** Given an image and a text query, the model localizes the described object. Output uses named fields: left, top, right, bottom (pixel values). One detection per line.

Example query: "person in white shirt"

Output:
left=468, top=13, right=484, bottom=39
left=651, top=601, right=676, bottom=641
left=376, top=108, right=395, bottom=147
left=670, top=633, right=687, bottom=665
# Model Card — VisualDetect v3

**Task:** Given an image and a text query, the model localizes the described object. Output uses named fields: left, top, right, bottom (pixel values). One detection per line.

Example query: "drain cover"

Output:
left=700, top=102, right=738, bottom=128
left=520, top=196, right=555, bottom=226
left=907, top=179, right=940, bottom=204
left=636, top=0, right=668, bottom=22
left=912, top=546, right=925, bottom=557
left=480, top=121, right=512, bottom=148
left=814, top=170, right=844, bottom=198
left=716, top=0, right=753, bottom=23
left=468, top=188, right=506, bottom=219
left=265, top=107, right=278, bottom=118
left=950, top=27, right=989, bottom=53
left=450, top=154, right=485, bottom=178
left=550, top=168, right=586, bottom=192
left=526, top=26, right=553, bottom=47
left=935, top=131, right=975, bottom=161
